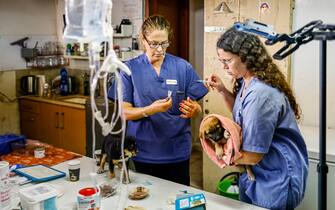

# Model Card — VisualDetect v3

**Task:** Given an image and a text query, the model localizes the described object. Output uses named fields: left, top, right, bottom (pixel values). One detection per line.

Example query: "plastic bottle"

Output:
left=83, top=73, right=90, bottom=96
left=66, top=43, right=72, bottom=56
left=132, top=37, right=139, bottom=50
left=60, top=68, right=69, bottom=96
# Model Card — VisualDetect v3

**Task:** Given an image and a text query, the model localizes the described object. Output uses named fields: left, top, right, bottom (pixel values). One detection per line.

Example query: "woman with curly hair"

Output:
left=206, top=28, right=308, bottom=210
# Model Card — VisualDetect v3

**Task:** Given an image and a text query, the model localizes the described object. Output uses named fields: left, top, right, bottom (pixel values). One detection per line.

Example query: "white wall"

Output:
left=189, top=0, right=204, bottom=146
left=189, top=0, right=204, bottom=79
left=0, top=0, right=58, bottom=71
left=112, top=0, right=143, bottom=35
left=292, top=0, right=335, bottom=128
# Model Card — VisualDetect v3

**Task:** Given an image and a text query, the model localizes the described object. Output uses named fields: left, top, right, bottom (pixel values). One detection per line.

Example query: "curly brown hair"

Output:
left=217, top=28, right=301, bottom=119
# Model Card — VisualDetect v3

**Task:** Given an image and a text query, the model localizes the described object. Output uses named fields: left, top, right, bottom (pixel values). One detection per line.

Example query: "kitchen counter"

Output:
left=19, top=95, right=89, bottom=109
left=299, top=125, right=335, bottom=163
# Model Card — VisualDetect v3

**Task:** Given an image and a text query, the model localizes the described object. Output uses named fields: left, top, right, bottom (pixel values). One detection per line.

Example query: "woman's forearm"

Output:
left=219, top=88, right=235, bottom=112
left=123, top=103, right=154, bottom=121
left=234, top=151, right=264, bottom=166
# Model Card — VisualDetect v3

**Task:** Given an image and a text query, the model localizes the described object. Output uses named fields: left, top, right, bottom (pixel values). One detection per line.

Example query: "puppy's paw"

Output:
left=246, top=166, right=256, bottom=181
left=215, top=144, right=224, bottom=160
left=108, top=171, right=116, bottom=179
left=97, top=167, right=105, bottom=174
left=216, top=153, right=223, bottom=160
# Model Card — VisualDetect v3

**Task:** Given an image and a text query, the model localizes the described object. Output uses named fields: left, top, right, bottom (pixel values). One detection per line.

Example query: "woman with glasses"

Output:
left=205, top=28, right=308, bottom=209
left=108, top=15, right=208, bottom=185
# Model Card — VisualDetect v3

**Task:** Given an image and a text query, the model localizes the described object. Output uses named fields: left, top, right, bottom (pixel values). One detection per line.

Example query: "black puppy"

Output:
left=97, top=135, right=136, bottom=183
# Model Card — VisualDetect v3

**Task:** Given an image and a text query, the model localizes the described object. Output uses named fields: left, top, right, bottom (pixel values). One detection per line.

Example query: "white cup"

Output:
left=34, top=147, right=45, bottom=158
left=68, top=160, right=80, bottom=182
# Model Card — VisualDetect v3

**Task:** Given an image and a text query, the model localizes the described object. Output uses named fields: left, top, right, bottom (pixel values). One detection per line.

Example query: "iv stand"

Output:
left=234, top=20, right=335, bottom=210
left=312, top=24, right=335, bottom=210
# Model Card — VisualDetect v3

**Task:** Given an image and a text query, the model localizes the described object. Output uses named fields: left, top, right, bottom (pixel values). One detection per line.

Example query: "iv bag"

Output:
left=63, top=0, right=113, bottom=42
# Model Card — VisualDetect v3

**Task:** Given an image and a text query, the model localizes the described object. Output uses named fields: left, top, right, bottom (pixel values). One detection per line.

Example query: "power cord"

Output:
left=0, top=91, right=17, bottom=103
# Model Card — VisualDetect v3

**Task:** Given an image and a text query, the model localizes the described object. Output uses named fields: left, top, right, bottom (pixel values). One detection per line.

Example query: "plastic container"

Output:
left=63, top=0, right=113, bottom=42
left=0, top=134, right=26, bottom=155
left=77, top=187, right=100, bottom=210
left=0, top=161, right=11, bottom=210
left=60, top=68, right=69, bottom=96
left=19, top=183, right=58, bottom=210
left=34, top=147, right=45, bottom=158
left=217, top=172, right=240, bottom=201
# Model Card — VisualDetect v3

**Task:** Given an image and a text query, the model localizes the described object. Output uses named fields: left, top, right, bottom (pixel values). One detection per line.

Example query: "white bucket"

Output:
left=0, top=161, right=11, bottom=210
left=77, top=187, right=100, bottom=210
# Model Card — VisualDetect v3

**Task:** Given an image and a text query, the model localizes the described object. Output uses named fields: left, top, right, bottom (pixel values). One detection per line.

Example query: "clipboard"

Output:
left=14, top=164, right=66, bottom=182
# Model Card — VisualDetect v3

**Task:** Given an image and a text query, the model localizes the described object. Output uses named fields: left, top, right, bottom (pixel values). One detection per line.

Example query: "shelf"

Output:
left=64, top=56, right=105, bottom=61
left=26, top=55, right=69, bottom=69
left=65, top=55, right=129, bottom=62
left=113, top=34, right=132, bottom=38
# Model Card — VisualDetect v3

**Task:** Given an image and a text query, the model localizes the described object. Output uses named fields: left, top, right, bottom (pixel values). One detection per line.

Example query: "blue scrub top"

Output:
left=108, top=53, right=208, bottom=164
left=232, top=78, right=308, bottom=209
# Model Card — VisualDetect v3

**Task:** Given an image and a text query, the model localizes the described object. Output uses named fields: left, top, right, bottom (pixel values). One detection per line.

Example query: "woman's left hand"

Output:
left=179, top=97, right=201, bottom=119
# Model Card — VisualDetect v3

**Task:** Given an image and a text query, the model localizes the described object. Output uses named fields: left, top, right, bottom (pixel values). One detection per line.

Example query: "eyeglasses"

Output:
left=219, top=58, right=233, bottom=65
left=143, top=36, right=170, bottom=49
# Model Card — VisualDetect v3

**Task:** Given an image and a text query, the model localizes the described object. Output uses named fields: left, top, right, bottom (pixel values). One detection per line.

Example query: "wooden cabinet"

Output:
left=19, top=99, right=41, bottom=140
left=19, top=98, right=86, bottom=155
left=39, top=103, right=61, bottom=149
left=57, top=105, right=86, bottom=154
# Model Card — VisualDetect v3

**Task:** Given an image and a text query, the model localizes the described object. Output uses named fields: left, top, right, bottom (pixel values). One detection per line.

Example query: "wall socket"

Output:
left=204, top=26, right=225, bottom=33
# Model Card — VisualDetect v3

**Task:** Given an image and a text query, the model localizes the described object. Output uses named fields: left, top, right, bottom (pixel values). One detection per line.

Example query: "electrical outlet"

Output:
left=204, top=26, right=225, bottom=33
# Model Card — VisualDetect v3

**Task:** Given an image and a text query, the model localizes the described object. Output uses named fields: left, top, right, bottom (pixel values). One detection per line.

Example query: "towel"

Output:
left=199, top=114, right=242, bottom=168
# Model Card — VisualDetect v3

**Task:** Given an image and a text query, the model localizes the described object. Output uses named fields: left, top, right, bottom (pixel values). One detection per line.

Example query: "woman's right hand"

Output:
left=205, top=73, right=226, bottom=92
left=149, top=97, right=172, bottom=114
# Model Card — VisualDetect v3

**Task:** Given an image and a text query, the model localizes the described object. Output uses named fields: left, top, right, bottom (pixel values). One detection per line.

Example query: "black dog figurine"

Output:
left=97, top=135, right=136, bottom=183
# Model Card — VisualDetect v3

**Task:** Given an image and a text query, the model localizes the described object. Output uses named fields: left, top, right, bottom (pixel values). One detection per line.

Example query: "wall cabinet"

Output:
left=19, top=98, right=86, bottom=155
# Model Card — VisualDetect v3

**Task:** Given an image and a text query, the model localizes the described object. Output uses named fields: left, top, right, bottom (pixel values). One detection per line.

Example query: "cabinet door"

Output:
left=60, top=106, right=86, bottom=155
left=20, top=111, right=41, bottom=140
left=40, top=103, right=61, bottom=147
left=19, top=99, right=41, bottom=140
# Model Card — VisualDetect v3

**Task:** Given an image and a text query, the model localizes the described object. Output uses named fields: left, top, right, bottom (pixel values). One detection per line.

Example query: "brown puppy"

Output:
left=200, top=116, right=230, bottom=160
left=200, top=116, right=255, bottom=181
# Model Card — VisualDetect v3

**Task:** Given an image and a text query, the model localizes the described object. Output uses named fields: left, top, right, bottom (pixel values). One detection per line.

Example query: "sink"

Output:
left=60, top=95, right=88, bottom=104
left=62, top=97, right=87, bottom=104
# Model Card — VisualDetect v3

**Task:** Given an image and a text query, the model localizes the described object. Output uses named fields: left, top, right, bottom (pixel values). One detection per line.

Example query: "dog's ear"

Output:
left=199, top=117, right=212, bottom=140
left=199, top=122, right=205, bottom=140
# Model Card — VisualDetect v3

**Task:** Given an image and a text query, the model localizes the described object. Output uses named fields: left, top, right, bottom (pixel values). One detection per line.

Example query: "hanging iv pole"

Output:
left=234, top=19, right=335, bottom=210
